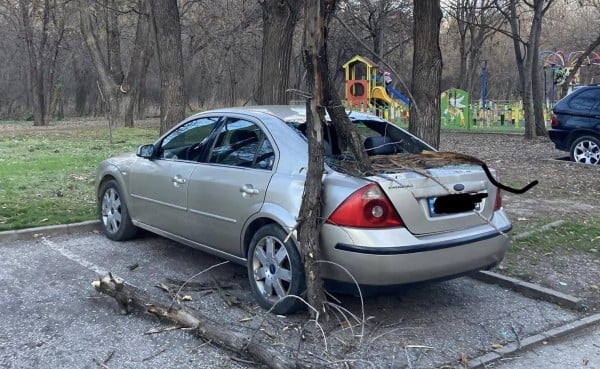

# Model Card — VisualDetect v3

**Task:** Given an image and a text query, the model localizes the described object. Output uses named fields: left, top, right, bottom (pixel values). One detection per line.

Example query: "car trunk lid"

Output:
left=370, top=164, right=498, bottom=235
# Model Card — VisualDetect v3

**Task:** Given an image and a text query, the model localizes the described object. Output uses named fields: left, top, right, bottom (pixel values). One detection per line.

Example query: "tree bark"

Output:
left=258, top=0, right=304, bottom=105
left=500, top=0, right=555, bottom=140
left=299, top=0, right=328, bottom=321
left=79, top=3, right=130, bottom=129
left=20, top=0, right=48, bottom=126
left=150, top=0, right=186, bottom=134
left=124, top=0, right=152, bottom=127
left=409, top=0, right=443, bottom=149
left=92, top=274, right=309, bottom=369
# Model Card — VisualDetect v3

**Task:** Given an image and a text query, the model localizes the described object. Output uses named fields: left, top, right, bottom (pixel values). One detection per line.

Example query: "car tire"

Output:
left=247, top=224, right=306, bottom=315
left=570, top=135, right=600, bottom=165
left=98, top=179, right=138, bottom=241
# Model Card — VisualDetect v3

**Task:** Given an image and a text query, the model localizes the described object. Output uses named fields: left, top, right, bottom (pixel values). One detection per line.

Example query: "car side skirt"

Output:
left=132, top=220, right=247, bottom=265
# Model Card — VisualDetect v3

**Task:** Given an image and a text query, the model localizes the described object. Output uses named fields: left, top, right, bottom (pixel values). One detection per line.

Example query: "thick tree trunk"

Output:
left=124, top=0, right=152, bottom=127
left=258, top=0, right=303, bottom=105
left=299, top=0, right=328, bottom=321
left=92, top=274, right=309, bottom=369
left=20, top=0, right=47, bottom=126
left=79, top=4, right=131, bottom=129
left=150, top=0, right=186, bottom=134
left=409, top=0, right=443, bottom=149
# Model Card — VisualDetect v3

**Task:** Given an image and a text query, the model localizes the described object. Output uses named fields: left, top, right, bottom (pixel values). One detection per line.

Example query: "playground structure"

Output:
left=341, top=53, right=599, bottom=130
left=342, top=55, right=410, bottom=123
left=540, top=50, right=600, bottom=105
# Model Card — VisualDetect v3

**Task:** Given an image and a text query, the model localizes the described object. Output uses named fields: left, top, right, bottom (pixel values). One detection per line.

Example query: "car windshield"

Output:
left=285, top=118, right=431, bottom=160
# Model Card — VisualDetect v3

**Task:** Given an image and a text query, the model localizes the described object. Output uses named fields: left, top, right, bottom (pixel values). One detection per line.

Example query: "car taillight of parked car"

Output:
left=550, top=113, right=559, bottom=128
left=327, top=183, right=404, bottom=228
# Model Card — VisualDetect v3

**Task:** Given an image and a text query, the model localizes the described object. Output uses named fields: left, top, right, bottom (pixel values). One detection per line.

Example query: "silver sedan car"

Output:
left=97, top=106, right=512, bottom=314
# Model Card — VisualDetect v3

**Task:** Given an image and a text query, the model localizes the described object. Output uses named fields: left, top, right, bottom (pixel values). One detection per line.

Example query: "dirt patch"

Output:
left=441, top=132, right=600, bottom=311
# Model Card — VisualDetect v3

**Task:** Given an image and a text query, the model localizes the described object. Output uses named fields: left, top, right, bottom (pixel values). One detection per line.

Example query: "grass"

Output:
left=510, top=218, right=600, bottom=258
left=0, top=122, right=158, bottom=231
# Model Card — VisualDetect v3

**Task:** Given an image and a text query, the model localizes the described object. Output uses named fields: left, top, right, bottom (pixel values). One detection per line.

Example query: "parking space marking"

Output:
left=42, top=236, right=109, bottom=276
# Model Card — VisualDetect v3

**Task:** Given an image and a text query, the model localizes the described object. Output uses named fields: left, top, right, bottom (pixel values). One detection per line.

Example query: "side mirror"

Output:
left=136, top=144, right=155, bottom=159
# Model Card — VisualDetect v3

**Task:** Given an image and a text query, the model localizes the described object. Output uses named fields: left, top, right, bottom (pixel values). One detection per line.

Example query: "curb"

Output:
left=0, top=220, right=100, bottom=243
left=468, top=313, right=600, bottom=369
left=471, top=270, right=584, bottom=311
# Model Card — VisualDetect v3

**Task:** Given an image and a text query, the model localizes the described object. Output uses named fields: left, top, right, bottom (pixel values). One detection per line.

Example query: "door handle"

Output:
left=172, top=175, right=186, bottom=187
left=240, top=184, right=259, bottom=195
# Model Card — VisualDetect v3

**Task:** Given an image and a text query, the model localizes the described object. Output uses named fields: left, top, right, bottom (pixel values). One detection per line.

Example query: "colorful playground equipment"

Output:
left=540, top=50, right=600, bottom=104
left=342, top=55, right=410, bottom=123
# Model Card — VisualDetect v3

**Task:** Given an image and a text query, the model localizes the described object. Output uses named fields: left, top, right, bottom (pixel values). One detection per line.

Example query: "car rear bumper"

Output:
left=548, top=129, right=570, bottom=151
left=319, top=211, right=512, bottom=286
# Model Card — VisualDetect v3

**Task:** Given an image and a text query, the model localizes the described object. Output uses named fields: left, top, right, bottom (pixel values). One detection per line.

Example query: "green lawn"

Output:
left=0, top=122, right=158, bottom=231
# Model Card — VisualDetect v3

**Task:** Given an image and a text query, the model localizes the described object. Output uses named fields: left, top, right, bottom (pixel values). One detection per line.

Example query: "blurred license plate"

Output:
left=428, top=195, right=483, bottom=217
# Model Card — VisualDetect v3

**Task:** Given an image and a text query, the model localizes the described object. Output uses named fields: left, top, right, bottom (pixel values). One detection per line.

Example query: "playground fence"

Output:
left=343, top=99, right=552, bottom=132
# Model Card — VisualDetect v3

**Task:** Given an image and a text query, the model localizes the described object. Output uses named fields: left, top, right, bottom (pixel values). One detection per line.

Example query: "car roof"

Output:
left=201, top=105, right=387, bottom=124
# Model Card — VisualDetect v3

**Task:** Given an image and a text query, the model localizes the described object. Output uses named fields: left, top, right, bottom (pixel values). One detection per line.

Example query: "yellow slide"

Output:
left=371, top=86, right=393, bottom=104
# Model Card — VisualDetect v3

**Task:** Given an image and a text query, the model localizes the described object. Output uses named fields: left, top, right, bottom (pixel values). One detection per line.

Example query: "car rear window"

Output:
left=568, top=89, right=600, bottom=111
left=285, top=119, right=431, bottom=158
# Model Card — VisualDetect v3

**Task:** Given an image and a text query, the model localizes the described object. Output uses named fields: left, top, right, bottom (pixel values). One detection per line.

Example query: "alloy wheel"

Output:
left=101, top=187, right=122, bottom=234
left=251, top=235, right=293, bottom=303
left=572, top=139, right=600, bottom=165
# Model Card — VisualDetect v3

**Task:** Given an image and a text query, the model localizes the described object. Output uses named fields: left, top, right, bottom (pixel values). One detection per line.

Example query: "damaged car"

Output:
left=96, top=106, right=512, bottom=314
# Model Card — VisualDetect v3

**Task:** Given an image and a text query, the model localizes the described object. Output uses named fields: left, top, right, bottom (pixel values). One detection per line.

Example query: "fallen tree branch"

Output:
left=92, top=274, right=311, bottom=369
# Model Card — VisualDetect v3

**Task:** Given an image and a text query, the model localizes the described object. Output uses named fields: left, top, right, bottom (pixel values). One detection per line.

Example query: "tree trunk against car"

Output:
left=409, top=0, right=443, bottom=149
left=298, top=0, right=329, bottom=321
left=258, top=0, right=304, bottom=105
left=320, top=4, right=371, bottom=173
left=149, top=0, right=186, bottom=135
left=20, top=0, right=49, bottom=126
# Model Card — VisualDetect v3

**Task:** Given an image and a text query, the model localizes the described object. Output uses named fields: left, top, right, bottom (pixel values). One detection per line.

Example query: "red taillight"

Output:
left=494, top=188, right=502, bottom=211
left=550, top=113, right=559, bottom=128
left=490, top=166, right=503, bottom=210
left=327, top=183, right=404, bottom=228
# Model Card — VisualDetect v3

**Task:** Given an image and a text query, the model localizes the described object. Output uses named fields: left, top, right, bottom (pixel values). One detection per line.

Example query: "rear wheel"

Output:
left=570, top=136, right=600, bottom=165
left=98, top=180, right=138, bottom=241
left=247, top=224, right=305, bottom=314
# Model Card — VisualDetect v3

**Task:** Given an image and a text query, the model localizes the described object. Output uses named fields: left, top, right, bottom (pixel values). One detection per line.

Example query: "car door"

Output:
left=187, top=117, right=276, bottom=257
left=129, top=116, right=220, bottom=237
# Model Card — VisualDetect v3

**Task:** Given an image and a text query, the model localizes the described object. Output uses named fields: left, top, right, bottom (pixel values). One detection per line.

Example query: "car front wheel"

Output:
left=98, top=179, right=138, bottom=241
left=247, top=224, right=306, bottom=314
left=570, top=136, right=600, bottom=165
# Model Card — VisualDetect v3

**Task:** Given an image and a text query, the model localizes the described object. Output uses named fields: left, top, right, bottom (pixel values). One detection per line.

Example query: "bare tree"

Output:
left=446, top=0, right=502, bottom=93
left=19, top=0, right=50, bottom=126
left=79, top=0, right=152, bottom=128
left=149, top=0, right=186, bottom=134
left=257, top=0, right=304, bottom=105
left=495, top=0, right=556, bottom=139
left=409, top=0, right=443, bottom=149
left=299, top=0, right=328, bottom=321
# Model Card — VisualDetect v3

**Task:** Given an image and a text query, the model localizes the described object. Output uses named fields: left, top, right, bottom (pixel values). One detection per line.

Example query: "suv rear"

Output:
left=549, top=85, right=600, bottom=165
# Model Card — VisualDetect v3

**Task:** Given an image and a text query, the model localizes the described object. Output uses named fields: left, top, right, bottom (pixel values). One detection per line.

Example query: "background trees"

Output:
left=1, top=0, right=599, bottom=143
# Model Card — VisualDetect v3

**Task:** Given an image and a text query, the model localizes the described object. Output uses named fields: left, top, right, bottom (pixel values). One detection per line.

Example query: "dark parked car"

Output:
left=549, top=85, right=600, bottom=165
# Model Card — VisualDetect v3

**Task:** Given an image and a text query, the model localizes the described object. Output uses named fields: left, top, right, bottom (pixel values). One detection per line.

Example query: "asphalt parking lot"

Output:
left=0, top=226, right=598, bottom=369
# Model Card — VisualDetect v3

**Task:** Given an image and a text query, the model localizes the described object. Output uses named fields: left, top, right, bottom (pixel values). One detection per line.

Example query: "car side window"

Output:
left=209, top=119, right=274, bottom=170
left=568, top=90, right=599, bottom=112
left=159, top=117, right=219, bottom=161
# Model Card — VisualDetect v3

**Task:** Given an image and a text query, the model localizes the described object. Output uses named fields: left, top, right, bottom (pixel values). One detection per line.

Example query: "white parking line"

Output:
left=42, top=236, right=109, bottom=276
